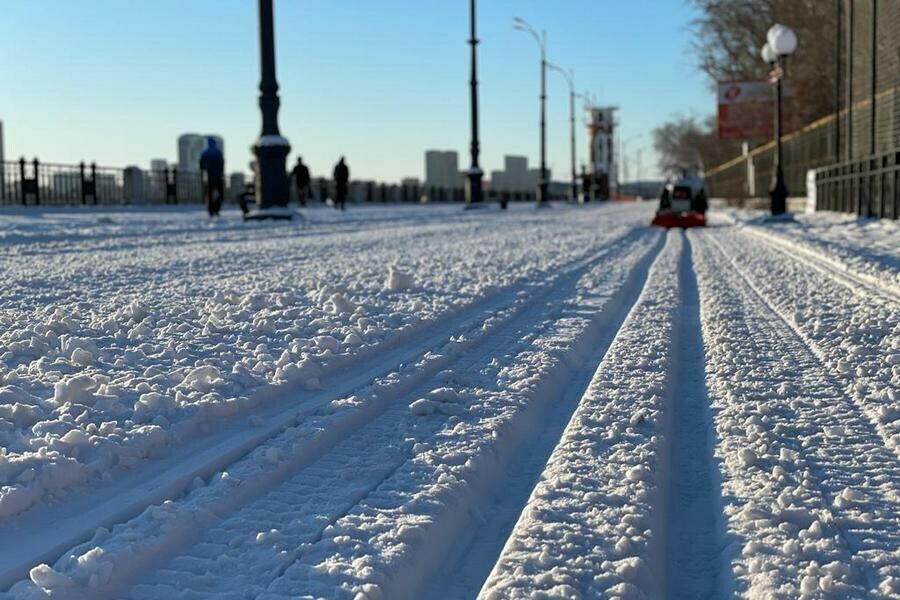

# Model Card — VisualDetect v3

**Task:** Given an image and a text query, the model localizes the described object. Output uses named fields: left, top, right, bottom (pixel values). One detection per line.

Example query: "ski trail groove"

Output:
left=423, top=234, right=674, bottom=599
left=696, top=229, right=900, bottom=595
left=0, top=227, right=640, bottom=591
left=706, top=230, right=900, bottom=461
left=479, top=231, right=684, bottom=599
left=663, top=232, right=726, bottom=599
left=744, top=225, right=900, bottom=304
left=258, top=231, right=667, bottom=599
left=3, top=230, right=661, bottom=599
left=125, top=230, right=661, bottom=600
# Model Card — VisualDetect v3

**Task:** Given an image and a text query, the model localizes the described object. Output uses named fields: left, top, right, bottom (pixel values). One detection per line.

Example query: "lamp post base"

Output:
left=465, top=168, right=484, bottom=205
left=243, top=207, right=295, bottom=221
left=537, top=182, right=550, bottom=204
left=253, top=135, right=291, bottom=211
left=770, top=171, right=788, bottom=216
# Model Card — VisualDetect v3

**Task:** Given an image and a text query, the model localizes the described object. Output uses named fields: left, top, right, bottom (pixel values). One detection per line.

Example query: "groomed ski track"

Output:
left=2, top=204, right=898, bottom=599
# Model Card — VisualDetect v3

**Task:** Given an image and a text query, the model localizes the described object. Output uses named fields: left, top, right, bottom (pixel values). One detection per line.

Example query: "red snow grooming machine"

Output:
left=651, top=173, right=708, bottom=229
left=651, top=210, right=706, bottom=229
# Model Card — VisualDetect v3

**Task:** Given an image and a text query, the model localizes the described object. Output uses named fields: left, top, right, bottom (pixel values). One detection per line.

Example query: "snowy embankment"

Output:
left=2, top=217, right=664, bottom=598
left=0, top=203, right=642, bottom=524
left=729, top=210, right=900, bottom=294
left=692, top=228, right=900, bottom=597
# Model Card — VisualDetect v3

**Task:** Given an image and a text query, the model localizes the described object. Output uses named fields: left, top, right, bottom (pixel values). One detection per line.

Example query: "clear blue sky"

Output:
left=1, top=0, right=712, bottom=182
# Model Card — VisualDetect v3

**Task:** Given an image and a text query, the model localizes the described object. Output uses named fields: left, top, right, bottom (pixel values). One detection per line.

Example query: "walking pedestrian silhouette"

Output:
left=291, top=157, right=311, bottom=207
left=333, top=156, right=349, bottom=211
left=199, top=138, right=225, bottom=217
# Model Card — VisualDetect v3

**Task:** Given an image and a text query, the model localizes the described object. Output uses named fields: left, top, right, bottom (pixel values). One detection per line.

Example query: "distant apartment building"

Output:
left=228, top=172, right=246, bottom=200
left=178, top=134, right=224, bottom=173
left=50, top=171, right=117, bottom=196
left=490, top=155, right=546, bottom=193
left=424, top=150, right=460, bottom=189
left=149, top=159, right=168, bottom=172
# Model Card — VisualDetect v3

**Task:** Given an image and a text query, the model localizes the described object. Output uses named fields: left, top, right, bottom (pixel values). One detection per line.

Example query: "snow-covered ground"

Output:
left=0, top=203, right=897, bottom=599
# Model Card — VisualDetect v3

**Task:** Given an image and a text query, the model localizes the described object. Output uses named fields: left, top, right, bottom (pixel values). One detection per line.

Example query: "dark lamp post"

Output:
left=251, top=0, right=291, bottom=218
left=466, top=0, right=484, bottom=205
left=513, top=17, right=549, bottom=205
left=761, top=24, right=797, bottom=216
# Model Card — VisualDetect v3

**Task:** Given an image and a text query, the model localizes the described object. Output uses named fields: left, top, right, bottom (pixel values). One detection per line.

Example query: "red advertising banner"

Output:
left=717, top=81, right=775, bottom=140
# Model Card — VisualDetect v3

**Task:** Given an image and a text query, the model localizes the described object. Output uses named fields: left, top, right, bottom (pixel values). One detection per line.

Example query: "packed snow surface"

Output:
left=0, top=203, right=897, bottom=599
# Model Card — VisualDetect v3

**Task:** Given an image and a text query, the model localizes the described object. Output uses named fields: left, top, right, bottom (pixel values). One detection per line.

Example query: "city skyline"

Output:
left=1, top=1, right=709, bottom=182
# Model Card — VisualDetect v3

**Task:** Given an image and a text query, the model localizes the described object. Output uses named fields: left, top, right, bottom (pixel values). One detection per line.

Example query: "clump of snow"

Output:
left=384, top=266, right=415, bottom=291
left=409, top=398, right=437, bottom=416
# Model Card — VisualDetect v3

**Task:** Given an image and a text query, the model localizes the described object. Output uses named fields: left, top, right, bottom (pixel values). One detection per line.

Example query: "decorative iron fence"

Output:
left=705, top=112, right=841, bottom=200
left=0, top=158, right=560, bottom=207
left=815, top=148, right=900, bottom=219
left=0, top=158, right=203, bottom=206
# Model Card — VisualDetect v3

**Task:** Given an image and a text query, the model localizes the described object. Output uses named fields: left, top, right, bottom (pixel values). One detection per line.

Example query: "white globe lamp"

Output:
left=767, top=24, right=797, bottom=57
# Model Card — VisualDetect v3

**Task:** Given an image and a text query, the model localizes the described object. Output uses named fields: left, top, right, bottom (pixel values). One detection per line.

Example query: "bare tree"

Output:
left=654, top=0, right=838, bottom=174
left=653, top=114, right=743, bottom=176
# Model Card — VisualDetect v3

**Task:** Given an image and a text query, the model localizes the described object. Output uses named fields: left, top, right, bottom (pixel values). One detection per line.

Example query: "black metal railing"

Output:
left=816, top=148, right=900, bottom=219
left=1, top=158, right=204, bottom=206
left=0, top=158, right=562, bottom=208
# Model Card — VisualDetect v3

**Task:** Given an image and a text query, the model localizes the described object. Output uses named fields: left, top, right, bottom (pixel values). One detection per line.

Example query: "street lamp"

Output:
left=513, top=17, right=549, bottom=205
left=547, top=63, right=578, bottom=202
left=761, top=24, right=797, bottom=215
left=250, top=0, right=291, bottom=219
left=466, top=0, right=484, bottom=206
left=620, top=133, right=644, bottom=186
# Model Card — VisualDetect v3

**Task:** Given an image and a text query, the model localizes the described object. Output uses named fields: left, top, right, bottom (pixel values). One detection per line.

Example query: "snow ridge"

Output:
left=480, top=231, right=685, bottom=599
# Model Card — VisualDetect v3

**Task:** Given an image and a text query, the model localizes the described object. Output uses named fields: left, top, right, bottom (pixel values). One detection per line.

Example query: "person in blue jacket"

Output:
left=199, top=137, right=225, bottom=217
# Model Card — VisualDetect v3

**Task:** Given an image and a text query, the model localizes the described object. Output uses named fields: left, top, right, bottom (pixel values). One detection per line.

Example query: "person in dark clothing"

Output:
left=333, top=156, right=349, bottom=211
left=290, top=157, right=311, bottom=207
left=199, top=137, right=225, bottom=217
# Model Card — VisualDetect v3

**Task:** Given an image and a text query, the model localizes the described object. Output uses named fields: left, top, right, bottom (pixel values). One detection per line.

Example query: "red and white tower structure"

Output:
left=585, top=106, right=618, bottom=200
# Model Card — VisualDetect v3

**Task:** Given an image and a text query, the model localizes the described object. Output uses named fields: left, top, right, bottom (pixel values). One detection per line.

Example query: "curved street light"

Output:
left=513, top=17, right=549, bottom=204
left=547, top=62, right=578, bottom=202
left=761, top=23, right=797, bottom=216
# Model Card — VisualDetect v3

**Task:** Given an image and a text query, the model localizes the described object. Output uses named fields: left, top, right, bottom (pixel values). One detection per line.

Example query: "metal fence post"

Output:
left=870, top=0, right=877, bottom=156
left=79, top=161, right=87, bottom=204
left=846, top=0, right=854, bottom=159
left=32, top=158, right=40, bottom=205
left=19, top=158, right=26, bottom=206
left=895, top=151, right=900, bottom=219
left=91, top=162, right=98, bottom=204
